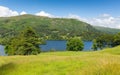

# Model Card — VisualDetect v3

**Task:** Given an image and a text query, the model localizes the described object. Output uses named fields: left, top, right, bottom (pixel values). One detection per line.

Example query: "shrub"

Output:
left=67, top=37, right=84, bottom=51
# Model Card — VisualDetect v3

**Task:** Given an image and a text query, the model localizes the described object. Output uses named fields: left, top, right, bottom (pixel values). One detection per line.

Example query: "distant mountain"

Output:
left=94, top=26, right=120, bottom=34
left=0, top=14, right=119, bottom=41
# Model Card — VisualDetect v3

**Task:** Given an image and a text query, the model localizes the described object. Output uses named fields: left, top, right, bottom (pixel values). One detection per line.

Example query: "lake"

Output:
left=0, top=40, right=93, bottom=56
left=40, top=40, right=93, bottom=51
left=0, top=45, right=6, bottom=56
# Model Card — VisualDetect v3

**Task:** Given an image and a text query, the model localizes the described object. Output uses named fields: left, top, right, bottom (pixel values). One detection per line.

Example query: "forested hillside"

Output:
left=94, top=26, right=120, bottom=34
left=0, top=14, right=119, bottom=41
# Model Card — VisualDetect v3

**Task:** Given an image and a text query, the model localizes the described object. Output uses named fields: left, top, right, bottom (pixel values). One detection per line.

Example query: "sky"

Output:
left=0, top=0, right=120, bottom=28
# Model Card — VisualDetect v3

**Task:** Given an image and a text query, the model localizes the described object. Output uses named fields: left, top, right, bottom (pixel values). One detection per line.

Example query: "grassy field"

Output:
left=0, top=46, right=120, bottom=75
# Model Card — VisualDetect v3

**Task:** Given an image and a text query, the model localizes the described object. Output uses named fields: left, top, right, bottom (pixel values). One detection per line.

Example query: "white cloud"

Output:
left=0, top=6, right=120, bottom=29
left=65, top=13, right=120, bottom=29
left=67, top=14, right=81, bottom=19
left=66, top=14, right=87, bottom=22
left=35, top=11, right=54, bottom=17
left=34, top=12, right=120, bottom=28
left=0, top=6, right=19, bottom=17
left=20, top=11, right=27, bottom=15
left=83, top=14, right=120, bottom=28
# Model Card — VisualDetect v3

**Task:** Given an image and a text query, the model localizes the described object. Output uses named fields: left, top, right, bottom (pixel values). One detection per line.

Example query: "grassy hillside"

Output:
left=94, top=26, right=120, bottom=34
left=0, top=15, right=102, bottom=40
left=0, top=15, right=120, bottom=41
left=0, top=47, right=120, bottom=75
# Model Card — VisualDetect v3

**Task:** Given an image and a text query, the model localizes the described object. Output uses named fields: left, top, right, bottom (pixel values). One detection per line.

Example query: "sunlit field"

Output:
left=0, top=46, right=120, bottom=75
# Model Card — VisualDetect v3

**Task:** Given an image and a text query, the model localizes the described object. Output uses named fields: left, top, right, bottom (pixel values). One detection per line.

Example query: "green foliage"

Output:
left=0, top=46, right=120, bottom=75
left=94, top=26, right=120, bottom=34
left=67, top=37, right=84, bottom=51
left=93, top=34, right=114, bottom=50
left=0, top=14, right=105, bottom=44
left=113, top=32, right=120, bottom=46
left=5, top=27, right=41, bottom=55
left=92, top=39, right=97, bottom=51
left=93, top=33, right=120, bottom=50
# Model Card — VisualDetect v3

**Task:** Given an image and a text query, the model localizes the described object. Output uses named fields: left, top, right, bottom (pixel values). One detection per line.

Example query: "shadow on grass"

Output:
left=0, top=63, right=16, bottom=75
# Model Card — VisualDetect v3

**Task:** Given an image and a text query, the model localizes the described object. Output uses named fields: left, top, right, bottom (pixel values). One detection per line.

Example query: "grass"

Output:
left=0, top=46, right=120, bottom=75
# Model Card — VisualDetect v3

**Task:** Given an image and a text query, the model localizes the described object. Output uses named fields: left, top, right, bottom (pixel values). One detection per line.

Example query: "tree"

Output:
left=5, top=27, right=41, bottom=55
left=95, top=34, right=114, bottom=50
left=92, top=39, right=98, bottom=51
left=113, top=32, right=120, bottom=46
left=67, top=37, right=84, bottom=51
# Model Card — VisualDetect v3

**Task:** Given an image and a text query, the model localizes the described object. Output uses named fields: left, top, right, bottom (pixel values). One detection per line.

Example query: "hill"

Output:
left=0, top=46, right=120, bottom=75
left=94, top=26, right=120, bottom=34
left=0, top=14, right=101, bottom=41
left=0, top=15, right=120, bottom=41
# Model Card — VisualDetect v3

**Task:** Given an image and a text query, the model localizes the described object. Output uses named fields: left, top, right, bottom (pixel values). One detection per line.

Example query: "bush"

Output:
left=67, top=37, right=84, bottom=51
left=92, top=39, right=98, bottom=51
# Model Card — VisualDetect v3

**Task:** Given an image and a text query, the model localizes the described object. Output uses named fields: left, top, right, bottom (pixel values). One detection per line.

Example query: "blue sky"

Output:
left=0, top=0, right=120, bottom=28
left=0, top=0, right=120, bottom=17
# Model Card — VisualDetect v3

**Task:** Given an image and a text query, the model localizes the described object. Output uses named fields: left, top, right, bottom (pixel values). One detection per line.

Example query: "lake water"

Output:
left=0, top=40, right=93, bottom=56
left=0, top=45, right=6, bottom=56
left=40, top=40, right=93, bottom=51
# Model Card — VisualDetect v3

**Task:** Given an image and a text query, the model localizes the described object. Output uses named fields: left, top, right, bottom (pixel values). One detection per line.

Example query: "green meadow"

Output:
left=0, top=46, right=120, bottom=75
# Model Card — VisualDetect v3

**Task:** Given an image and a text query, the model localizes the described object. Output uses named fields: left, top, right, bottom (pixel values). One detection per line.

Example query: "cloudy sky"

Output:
left=0, top=0, right=120, bottom=28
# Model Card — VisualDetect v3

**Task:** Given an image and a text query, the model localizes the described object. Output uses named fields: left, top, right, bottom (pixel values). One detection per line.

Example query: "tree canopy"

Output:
left=5, top=27, right=41, bottom=55
left=67, top=37, right=84, bottom=51
left=92, top=33, right=120, bottom=50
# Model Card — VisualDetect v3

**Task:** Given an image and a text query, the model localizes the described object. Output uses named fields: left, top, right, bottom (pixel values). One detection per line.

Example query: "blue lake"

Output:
left=0, top=45, right=6, bottom=56
left=40, top=40, right=93, bottom=51
left=0, top=40, right=93, bottom=56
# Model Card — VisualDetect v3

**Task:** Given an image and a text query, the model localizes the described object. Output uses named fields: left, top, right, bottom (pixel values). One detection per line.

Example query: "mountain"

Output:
left=94, top=26, right=120, bottom=34
left=0, top=14, right=119, bottom=41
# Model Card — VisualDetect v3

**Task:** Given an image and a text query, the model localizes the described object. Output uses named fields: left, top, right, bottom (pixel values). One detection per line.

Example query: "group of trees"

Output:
left=5, top=33, right=84, bottom=55
left=92, top=33, right=120, bottom=50
left=0, top=15, right=106, bottom=43
left=5, top=27, right=41, bottom=55
left=3, top=25, right=84, bottom=55
left=1, top=15, right=120, bottom=55
left=4, top=26, right=120, bottom=55
left=67, top=33, right=120, bottom=51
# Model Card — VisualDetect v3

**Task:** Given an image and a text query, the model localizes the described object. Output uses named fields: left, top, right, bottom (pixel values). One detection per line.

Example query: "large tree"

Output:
left=5, top=27, right=41, bottom=55
left=113, top=32, right=120, bottom=47
left=92, top=34, right=115, bottom=50
left=67, top=37, right=84, bottom=51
